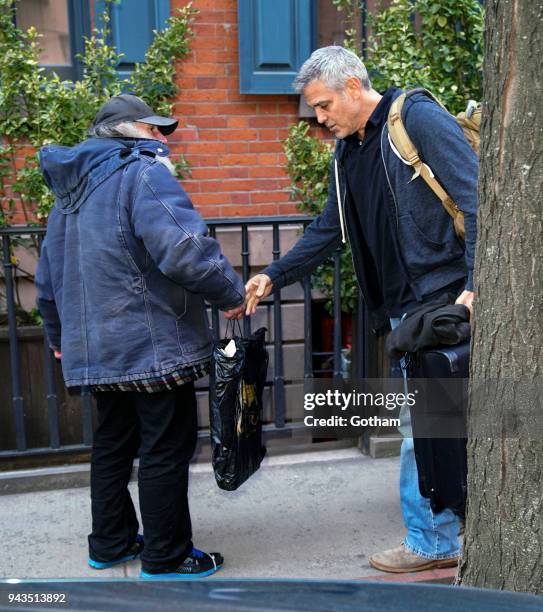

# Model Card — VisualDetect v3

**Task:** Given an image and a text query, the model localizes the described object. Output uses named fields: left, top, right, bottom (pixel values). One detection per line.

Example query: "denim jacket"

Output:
left=36, top=137, right=244, bottom=387
left=264, top=89, right=478, bottom=328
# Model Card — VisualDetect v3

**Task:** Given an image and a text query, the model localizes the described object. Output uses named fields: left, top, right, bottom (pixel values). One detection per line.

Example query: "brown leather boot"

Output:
left=369, top=543, right=460, bottom=573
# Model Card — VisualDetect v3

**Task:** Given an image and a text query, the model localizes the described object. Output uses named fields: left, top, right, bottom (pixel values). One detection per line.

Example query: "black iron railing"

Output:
left=0, top=217, right=369, bottom=460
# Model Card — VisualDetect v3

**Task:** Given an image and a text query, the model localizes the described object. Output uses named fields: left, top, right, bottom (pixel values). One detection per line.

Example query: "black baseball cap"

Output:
left=91, top=94, right=178, bottom=135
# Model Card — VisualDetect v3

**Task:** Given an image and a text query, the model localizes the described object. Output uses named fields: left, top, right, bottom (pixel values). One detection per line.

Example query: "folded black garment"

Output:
left=386, top=302, right=471, bottom=358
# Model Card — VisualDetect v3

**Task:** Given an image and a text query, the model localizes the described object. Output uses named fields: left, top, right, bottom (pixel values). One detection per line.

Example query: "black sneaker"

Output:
left=88, top=534, right=144, bottom=569
left=140, top=547, right=224, bottom=579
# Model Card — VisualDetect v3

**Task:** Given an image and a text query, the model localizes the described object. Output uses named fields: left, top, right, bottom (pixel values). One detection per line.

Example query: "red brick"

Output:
left=258, top=153, right=281, bottom=165
left=256, top=129, right=278, bottom=141
left=224, top=37, right=239, bottom=51
left=199, top=206, right=221, bottom=218
left=203, top=179, right=256, bottom=192
left=218, top=129, right=258, bottom=141
left=190, top=167, right=230, bottom=180
left=254, top=204, right=281, bottom=216
left=226, top=142, right=250, bottom=153
left=177, top=90, right=228, bottom=102
left=226, top=116, right=249, bottom=128
left=184, top=142, right=228, bottom=154
left=191, top=193, right=228, bottom=206
left=197, top=11, right=226, bottom=23
left=176, top=128, right=199, bottom=140
left=193, top=37, right=226, bottom=50
left=181, top=63, right=226, bottom=77
left=227, top=167, right=249, bottom=178
left=174, top=76, right=197, bottom=89
left=251, top=191, right=290, bottom=203
left=220, top=205, right=251, bottom=217
left=249, top=166, right=285, bottom=179
left=193, top=50, right=233, bottom=63
left=279, top=203, right=299, bottom=215
left=198, top=77, right=231, bottom=89
left=278, top=101, right=299, bottom=111
left=198, top=129, right=220, bottom=141
left=226, top=90, right=246, bottom=103
left=220, top=103, right=258, bottom=115
left=196, top=77, right=217, bottom=89
left=257, top=103, right=279, bottom=114
left=249, top=116, right=286, bottom=128
left=187, top=103, right=224, bottom=115
left=218, top=153, right=257, bottom=166
left=193, top=0, right=236, bottom=10
left=191, top=24, right=217, bottom=37
left=249, top=142, right=284, bottom=153
left=183, top=155, right=220, bottom=166
left=173, top=103, right=197, bottom=115
left=228, top=192, right=251, bottom=205
left=194, top=116, right=228, bottom=129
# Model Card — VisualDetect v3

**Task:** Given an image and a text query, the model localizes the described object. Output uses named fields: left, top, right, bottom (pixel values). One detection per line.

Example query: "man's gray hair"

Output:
left=293, top=46, right=371, bottom=93
left=87, top=121, right=147, bottom=139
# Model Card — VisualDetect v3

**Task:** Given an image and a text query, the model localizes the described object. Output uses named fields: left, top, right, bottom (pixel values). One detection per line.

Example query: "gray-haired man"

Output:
left=246, top=46, right=477, bottom=572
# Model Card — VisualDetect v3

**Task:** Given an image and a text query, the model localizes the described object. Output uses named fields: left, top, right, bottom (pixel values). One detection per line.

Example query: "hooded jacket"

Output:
left=263, top=89, right=478, bottom=330
left=36, top=137, right=244, bottom=387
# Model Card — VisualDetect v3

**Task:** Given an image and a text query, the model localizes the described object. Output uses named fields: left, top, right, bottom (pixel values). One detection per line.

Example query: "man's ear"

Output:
left=345, top=76, right=362, bottom=100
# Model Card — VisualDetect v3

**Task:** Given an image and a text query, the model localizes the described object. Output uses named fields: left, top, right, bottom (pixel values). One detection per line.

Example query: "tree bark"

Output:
left=457, top=0, right=543, bottom=594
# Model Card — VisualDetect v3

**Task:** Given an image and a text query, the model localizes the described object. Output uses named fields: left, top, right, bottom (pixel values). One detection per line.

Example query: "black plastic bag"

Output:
left=209, top=325, right=268, bottom=490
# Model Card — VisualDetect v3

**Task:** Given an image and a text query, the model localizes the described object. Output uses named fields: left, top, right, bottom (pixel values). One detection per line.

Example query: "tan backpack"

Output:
left=387, top=88, right=481, bottom=241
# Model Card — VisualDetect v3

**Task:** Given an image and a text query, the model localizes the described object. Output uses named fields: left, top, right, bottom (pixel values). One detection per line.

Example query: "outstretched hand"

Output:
left=245, top=273, right=273, bottom=316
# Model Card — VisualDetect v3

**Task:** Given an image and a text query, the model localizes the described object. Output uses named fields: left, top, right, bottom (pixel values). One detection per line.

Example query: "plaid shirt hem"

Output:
left=91, top=361, right=210, bottom=393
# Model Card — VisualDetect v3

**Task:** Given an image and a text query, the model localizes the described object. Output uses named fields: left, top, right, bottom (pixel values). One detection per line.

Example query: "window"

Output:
left=15, top=0, right=170, bottom=82
left=16, top=0, right=90, bottom=81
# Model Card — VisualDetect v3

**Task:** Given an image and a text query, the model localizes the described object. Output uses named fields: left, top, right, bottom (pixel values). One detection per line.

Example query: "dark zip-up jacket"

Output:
left=263, top=89, right=477, bottom=328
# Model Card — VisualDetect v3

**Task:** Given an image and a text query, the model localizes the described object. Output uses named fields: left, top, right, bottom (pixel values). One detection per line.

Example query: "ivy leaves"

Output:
left=0, top=0, right=197, bottom=224
left=366, top=0, right=484, bottom=113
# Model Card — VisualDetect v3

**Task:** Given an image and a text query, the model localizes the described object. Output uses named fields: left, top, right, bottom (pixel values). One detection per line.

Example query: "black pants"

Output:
left=88, top=383, right=198, bottom=572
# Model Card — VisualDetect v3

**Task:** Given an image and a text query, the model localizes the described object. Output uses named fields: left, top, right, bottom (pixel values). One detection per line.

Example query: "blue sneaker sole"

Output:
left=140, top=564, right=222, bottom=580
left=88, top=553, right=140, bottom=569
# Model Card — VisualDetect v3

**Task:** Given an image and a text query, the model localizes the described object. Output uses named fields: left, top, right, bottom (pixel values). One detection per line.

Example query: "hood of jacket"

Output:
left=39, top=137, right=169, bottom=214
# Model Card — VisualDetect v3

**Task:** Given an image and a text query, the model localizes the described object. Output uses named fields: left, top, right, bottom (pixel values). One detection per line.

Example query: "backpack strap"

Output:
left=387, top=89, right=465, bottom=240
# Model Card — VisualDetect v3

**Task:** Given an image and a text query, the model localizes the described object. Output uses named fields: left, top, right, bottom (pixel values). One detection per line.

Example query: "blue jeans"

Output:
left=391, top=317, right=461, bottom=559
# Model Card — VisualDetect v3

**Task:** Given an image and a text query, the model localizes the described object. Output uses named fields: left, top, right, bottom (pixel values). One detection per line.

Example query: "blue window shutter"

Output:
left=94, top=0, right=170, bottom=79
left=238, top=0, right=314, bottom=94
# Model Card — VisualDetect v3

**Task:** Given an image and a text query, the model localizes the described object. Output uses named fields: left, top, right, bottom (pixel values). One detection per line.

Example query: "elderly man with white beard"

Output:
left=36, top=94, right=245, bottom=579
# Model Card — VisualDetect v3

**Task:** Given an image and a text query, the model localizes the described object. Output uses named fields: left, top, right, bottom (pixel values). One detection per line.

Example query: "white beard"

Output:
left=117, top=122, right=176, bottom=175
left=155, top=154, right=176, bottom=175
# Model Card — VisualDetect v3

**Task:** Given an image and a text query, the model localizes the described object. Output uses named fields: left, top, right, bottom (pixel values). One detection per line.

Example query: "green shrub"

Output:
left=0, top=0, right=197, bottom=224
left=284, top=0, right=484, bottom=313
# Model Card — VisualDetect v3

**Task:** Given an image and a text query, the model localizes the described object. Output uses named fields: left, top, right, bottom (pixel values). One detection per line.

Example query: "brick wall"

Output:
left=170, top=0, right=301, bottom=218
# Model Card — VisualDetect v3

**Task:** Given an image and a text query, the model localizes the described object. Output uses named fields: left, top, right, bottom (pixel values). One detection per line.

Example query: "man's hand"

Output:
left=245, top=273, right=273, bottom=316
left=53, top=350, right=62, bottom=360
left=224, top=303, right=245, bottom=320
left=455, top=290, right=474, bottom=319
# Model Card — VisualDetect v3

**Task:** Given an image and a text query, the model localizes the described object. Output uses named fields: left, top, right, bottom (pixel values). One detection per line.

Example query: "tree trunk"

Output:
left=457, top=0, right=543, bottom=594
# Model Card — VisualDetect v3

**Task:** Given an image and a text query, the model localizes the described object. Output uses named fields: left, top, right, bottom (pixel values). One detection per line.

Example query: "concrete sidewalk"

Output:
left=0, top=449, right=405, bottom=580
